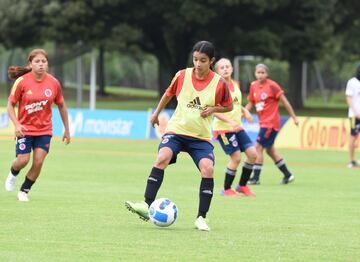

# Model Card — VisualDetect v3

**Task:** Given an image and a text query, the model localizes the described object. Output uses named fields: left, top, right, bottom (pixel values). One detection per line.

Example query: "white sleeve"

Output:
left=345, top=79, right=354, bottom=96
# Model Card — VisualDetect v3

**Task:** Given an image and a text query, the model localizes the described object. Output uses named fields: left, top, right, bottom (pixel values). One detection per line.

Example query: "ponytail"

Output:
left=8, top=66, right=32, bottom=80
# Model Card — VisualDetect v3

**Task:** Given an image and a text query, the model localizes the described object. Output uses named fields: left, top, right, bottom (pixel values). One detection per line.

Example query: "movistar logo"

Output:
left=187, top=96, right=203, bottom=110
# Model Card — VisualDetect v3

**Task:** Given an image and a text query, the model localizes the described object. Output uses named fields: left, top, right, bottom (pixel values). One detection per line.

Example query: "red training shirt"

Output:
left=247, top=78, right=284, bottom=130
left=9, top=72, right=64, bottom=136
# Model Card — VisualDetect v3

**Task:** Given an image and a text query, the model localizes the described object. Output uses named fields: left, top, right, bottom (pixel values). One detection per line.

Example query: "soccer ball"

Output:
left=148, top=198, right=178, bottom=227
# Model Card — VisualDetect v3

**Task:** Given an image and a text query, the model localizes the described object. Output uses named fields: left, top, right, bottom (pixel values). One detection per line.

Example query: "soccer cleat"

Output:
left=235, top=185, right=256, bottom=197
left=220, top=188, right=238, bottom=197
left=194, top=216, right=210, bottom=231
left=17, top=191, right=29, bottom=202
left=347, top=161, right=359, bottom=168
left=281, top=175, right=295, bottom=185
left=125, top=201, right=149, bottom=221
left=5, top=172, right=17, bottom=192
left=247, top=178, right=260, bottom=185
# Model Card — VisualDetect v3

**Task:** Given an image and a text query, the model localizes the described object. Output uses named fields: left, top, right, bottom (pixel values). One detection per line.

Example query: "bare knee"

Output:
left=32, top=158, right=44, bottom=170
left=246, top=147, right=257, bottom=164
left=199, top=158, right=214, bottom=178
left=200, top=165, right=214, bottom=178
left=154, top=148, right=173, bottom=169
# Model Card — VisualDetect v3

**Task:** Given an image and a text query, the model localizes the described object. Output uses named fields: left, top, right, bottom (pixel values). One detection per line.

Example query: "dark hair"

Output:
left=8, top=49, right=48, bottom=80
left=192, top=41, right=215, bottom=60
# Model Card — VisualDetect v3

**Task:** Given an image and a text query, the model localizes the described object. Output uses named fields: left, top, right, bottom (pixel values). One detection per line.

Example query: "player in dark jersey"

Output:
left=5, top=49, right=70, bottom=201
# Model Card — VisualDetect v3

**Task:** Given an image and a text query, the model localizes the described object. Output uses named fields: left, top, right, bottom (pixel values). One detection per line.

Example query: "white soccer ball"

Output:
left=148, top=198, right=178, bottom=227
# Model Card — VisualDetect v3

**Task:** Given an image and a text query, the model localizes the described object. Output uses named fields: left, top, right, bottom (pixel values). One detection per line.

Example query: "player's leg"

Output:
left=125, top=134, right=181, bottom=221
left=249, top=128, right=271, bottom=184
left=266, top=145, right=294, bottom=184
left=144, top=147, right=173, bottom=206
left=217, top=133, right=240, bottom=196
left=5, top=136, right=31, bottom=192
left=195, top=157, right=214, bottom=231
left=17, top=136, right=51, bottom=201
left=348, top=118, right=359, bottom=168
left=348, top=135, right=358, bottom=167
left=248, top=142, right=264, bottom=184
left=236, top=146, right=257, bottom=196
left=189, top=139, right=214, bottom=231
left=234, top=131, right=257, bottom=196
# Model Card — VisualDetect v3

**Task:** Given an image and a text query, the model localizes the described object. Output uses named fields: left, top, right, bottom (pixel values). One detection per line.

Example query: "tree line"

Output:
left=0, top=0, right=359, bottom=108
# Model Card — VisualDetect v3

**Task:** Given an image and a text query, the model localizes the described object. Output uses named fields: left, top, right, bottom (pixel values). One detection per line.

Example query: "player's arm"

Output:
left=213, top=113, right=241, bottom=132
left=7, top=100, right=27, bottom=137
left=203, top=103, right=233, bottom=117
left=150, top=93, right=174, bottom=127
left=57, top=102, right=70, bottom=144
left=150, top=71, right=181, bottom=127
left=201, top=80, right=233, bottom=118
left=279, top=94, right=299, bottom=126
left=241, top=106, right=254, bottom=123
left=245, top=101, right=254, bottom=112
left=7, top=80, right=28, bottom=137
left=245, top=86, right=254, bottom=112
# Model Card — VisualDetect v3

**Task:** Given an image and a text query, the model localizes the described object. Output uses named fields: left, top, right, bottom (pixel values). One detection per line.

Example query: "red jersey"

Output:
left=166, top=68, right=232, bottom=107
left=247, top=78, right=284, bottom=130
left=9, top=72, right=64, bottom=136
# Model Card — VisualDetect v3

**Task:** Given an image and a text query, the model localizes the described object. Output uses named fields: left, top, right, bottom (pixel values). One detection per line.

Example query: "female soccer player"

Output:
left=212, top=58, right=257, bottom=197
left=125, top=41, right=233, bottom=231
left=246, top=63, right=298, bottom=185
left=5, top=49, right=70, bottom=201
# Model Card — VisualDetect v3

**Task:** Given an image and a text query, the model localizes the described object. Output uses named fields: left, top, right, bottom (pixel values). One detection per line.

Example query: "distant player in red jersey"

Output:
left=126, top=41, right=233, bottom=231
left=5, top=49, right=70, bottom=201
left=246, top=63, right=298, bottom=185
left=212, top=58, right=257, bottom=197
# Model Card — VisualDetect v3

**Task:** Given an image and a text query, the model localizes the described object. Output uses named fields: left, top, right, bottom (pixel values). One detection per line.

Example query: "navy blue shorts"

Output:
left=256, top=128, right=278, bottom=148
left=350, top=118, right=360, bottom=136
left=158, top=134, right=215, bottom=167
left=16, top=135, right=52, bottom=156
left=217, top=130, right=254, bottom=155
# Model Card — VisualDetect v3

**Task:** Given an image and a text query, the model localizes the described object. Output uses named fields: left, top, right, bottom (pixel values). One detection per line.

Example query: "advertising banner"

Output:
left=275, top=117, right=357, bottom=151
left=52, top=109, right=149, bottom=139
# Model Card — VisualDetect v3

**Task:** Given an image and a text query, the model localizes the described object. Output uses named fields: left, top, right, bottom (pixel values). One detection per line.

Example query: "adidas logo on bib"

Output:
left=187, top=96, right=203, bottom=110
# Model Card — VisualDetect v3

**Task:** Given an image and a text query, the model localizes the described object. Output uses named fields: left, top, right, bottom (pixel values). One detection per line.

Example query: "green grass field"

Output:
left=0, top=138, right=359, bottom=261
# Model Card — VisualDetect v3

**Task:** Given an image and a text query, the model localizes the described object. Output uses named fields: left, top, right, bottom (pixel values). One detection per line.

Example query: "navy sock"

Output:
left=224, top=168, right=236, bottom=190
left=20, top=176, right=35, bottom=193
left=11, top=167, right=20, bottom=176
left=276, top=159, right=292, bottom=178
left=197, top=177, right=214, bottom=218
left=144, top=167, right=164, bottom=206
left=239, top=163, right=253, bottom=186
left=252, top=164, right=262, bottom=180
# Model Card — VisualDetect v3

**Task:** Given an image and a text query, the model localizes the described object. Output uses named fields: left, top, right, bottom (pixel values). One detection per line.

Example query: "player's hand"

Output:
left=62, top=130, right=71, bottom=145
left=14, top=123, right=27, bottom=137
left=201, top=106, right=214, bottom=118
left=293, top=117, right=299, bottom=126
left=150, top=113, right=159, bottom=127
left=231, top=123, right=242, bottom=132
left=244, top=112, right=254, bottom=124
